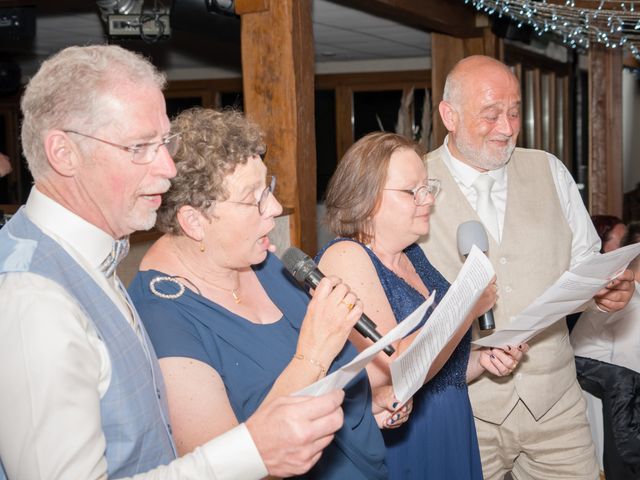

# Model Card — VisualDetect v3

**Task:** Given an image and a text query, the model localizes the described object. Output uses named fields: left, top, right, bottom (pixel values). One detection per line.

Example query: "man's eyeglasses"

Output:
left=63, top=130, right=182, bottom=165
left=384, top=178, right=441, bottom=206
left=226, top=175, right=276, bottom=215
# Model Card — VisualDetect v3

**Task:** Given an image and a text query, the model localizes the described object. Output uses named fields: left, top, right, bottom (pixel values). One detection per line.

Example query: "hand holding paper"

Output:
left=593, top=267, right=635, bottom=312
left=390, top=246, right=495, bottom=404
left=294, top=294, right=434, bottom=397
left=474, top=241, right=640, bottom=348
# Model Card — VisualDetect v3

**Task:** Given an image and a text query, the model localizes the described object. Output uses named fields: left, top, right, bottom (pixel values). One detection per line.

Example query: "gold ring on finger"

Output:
left=341, top=300, right=355, bottom=311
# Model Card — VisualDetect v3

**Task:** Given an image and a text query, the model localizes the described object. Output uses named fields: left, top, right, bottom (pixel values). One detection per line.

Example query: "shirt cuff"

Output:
left=200, top=423, right=268, bottom=480
left=585, top=299, right=607, bottom=314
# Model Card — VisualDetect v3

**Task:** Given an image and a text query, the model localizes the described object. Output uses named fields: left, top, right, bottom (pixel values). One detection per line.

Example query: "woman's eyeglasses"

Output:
left=384, top=178, right=440, bottom=206
left=226, top=175, right=276, bottom=215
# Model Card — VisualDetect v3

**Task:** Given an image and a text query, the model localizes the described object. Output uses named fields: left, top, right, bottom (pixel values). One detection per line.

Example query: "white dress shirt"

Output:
left=571, top=283, right=640, bottom=373
left=440, top=136, right=601, bottom=265
left=0, top=187, right=267, bottom=480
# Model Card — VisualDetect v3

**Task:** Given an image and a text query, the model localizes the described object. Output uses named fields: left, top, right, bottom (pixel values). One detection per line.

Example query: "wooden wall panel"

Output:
left=335, top=86, right=354, bottom=163
left=589, top=44, right=623, bottom=216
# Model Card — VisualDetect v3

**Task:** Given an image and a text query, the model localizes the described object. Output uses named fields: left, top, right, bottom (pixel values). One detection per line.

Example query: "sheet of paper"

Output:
left=390, top=245, right=495, bottom=404
left=473, top=242, right=640, bottom=348
left=294, top=294, right=434, bottom=397
left=571, top=242, right=640, bottom=279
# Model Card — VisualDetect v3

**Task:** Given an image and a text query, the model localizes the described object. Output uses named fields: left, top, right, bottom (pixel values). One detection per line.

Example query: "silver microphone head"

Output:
left=457, top=220, right=489, bottom=256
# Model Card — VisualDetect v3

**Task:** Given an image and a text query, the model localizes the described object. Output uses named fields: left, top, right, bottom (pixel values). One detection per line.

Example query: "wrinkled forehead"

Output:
left=462, top=71, right=521, bottom=111
left=96, top=83, right=169, bottom=136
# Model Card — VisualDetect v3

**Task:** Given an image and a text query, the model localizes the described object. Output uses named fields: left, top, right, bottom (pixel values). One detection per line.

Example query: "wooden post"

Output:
left=237, top=0, right=317, bottom=253
left=589, top=44, right=623, bottom=217
left=335, top=86, right=353, bottom=162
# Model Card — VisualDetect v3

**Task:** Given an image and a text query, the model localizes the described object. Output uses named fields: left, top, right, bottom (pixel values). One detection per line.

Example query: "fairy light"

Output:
left=464, top=0, right=640, bottom=60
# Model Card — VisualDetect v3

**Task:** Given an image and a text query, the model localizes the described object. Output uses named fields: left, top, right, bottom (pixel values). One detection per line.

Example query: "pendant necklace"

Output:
left=174, top=241, right=242, bottom=304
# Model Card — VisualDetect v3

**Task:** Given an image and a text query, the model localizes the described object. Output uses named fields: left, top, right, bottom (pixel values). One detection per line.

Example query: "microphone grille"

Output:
left=457, top=220, right=489, bottom=256
left=281, top=247, right=316, bottom=283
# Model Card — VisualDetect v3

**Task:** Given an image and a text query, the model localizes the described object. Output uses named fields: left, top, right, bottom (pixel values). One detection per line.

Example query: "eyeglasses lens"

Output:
left=258, top=176, right=276, bottom=214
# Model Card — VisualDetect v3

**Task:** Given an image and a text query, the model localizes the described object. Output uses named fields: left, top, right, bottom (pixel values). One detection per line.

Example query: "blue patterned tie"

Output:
left=100, top=237, right=130, bottom=278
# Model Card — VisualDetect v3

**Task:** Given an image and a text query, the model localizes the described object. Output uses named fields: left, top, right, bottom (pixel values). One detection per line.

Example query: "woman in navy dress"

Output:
left=317, top=132, right=528, bottom=479
left=128, top=109, right=403, bottom=479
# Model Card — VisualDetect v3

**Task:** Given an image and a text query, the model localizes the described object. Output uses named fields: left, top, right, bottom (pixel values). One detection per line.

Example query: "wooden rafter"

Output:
left=331, top=0, right=484, bottom=38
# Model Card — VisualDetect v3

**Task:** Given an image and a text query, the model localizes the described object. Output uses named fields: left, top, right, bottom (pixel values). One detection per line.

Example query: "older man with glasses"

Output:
left=0, top=45, right=344, bottom=480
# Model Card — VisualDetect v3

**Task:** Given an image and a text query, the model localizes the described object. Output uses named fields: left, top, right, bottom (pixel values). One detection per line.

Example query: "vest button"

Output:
left=156, top=388, right=161, bottom=400
left=515, top=373, right=522, bottom=380
left=499, top=257, right=507, bottom=264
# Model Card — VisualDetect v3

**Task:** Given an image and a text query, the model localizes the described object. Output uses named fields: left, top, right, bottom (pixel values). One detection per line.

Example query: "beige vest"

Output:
left=419, top=146, right=575, bottom=424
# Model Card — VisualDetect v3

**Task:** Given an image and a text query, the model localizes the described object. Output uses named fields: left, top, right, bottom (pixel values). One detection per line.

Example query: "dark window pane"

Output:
left=219, top=92, right=244, bottom=111
left=315, top=89, right=336, bottom=202
left=353, top=90, right=403, bottom=140
left=166, top=96, right=203, bottom=120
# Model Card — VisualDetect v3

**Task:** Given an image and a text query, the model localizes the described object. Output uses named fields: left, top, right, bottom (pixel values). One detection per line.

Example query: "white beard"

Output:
left=454, top=131, right=516, bottom=171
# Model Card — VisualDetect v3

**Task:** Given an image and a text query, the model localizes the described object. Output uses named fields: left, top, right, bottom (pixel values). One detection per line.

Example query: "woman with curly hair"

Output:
left=129, top=108, right=403, bottom=479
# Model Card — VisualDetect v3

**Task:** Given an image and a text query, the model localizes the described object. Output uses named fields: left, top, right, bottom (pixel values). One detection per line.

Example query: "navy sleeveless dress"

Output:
left=129, top=252, right=387, bottom=479
left=317, top=239, right=483, bottom=479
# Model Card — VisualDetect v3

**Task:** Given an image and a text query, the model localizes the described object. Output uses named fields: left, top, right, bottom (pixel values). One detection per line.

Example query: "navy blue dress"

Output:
left=317, top=239, right=483, bottom=479
left=129, top=252, right=387, bottom=480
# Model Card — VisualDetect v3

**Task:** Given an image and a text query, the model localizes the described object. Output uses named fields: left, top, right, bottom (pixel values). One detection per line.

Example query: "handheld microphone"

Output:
left=457, top=220, right=495, bottom=331
left=282, top=247, right=395, bottom=356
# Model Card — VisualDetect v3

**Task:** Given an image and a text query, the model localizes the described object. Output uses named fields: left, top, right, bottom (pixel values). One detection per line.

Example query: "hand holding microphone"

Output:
left=282, top=247, right=395, bottom=356
left=457, top=221, right=496, bottom=331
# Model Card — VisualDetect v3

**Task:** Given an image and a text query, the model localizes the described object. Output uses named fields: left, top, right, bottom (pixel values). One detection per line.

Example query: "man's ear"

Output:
left=438, top=100, right=459, bottom=133
left=176, top=205, right=206, bottom=241
left=44, top=130, right=81, bottom=177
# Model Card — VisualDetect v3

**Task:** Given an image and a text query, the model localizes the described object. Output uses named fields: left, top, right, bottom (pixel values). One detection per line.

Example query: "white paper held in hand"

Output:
left=473, top=241, right=640, bottom=348
left=294, top=294, right=435, bottom=397
left=390, top=245, right=495, bottom=404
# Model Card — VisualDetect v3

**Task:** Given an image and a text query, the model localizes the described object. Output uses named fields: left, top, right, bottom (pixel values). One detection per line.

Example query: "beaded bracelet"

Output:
left=293, top=352, right=327, bottom=375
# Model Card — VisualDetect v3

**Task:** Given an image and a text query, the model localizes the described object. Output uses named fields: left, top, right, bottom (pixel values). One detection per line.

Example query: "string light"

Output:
left=465, top=0, right=640, bottom=60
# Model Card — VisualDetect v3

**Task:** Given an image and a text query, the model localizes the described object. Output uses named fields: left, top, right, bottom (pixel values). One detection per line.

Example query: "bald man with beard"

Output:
left=419, top=55, right=634, bottom=480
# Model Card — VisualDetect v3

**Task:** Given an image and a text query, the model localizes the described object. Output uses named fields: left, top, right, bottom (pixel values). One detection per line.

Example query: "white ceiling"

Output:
left=10, top=0, right=431, bottom=77
left=313, top=0, right=430, bottom=62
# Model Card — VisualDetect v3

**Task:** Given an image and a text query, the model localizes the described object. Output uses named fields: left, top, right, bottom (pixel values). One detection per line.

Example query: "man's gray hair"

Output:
left=21, top=44, right=166, bottom=179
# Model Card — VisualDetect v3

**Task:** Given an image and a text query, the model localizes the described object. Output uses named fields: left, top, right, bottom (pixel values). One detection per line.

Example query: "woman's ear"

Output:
left=44, top=130, right=80, bottom=177
left=438, top=100, right=459, bottom=133
left=176, top=205, right=206, bottom=242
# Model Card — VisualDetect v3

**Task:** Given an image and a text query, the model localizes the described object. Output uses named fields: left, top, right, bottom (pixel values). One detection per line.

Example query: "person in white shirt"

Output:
left=571, top=221, right=640, bottom=478
left=0, top=44, right=344, bottom=480
left=419, top=55, right=635, bottom=480
left=572, top=220, right=640, bottom=372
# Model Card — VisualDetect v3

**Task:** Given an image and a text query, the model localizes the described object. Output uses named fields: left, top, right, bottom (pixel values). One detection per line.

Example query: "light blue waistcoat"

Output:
left=0, top=209, right=176, bottom=479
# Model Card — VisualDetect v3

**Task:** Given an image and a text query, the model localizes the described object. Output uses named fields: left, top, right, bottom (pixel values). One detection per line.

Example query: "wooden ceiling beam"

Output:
left=331, top=0, right=485, bottom=38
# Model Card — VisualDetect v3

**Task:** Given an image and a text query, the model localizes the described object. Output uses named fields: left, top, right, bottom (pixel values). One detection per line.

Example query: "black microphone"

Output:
left=282, top=247, right=395, bottom=356
left=457, top=220, right=495, bottom=331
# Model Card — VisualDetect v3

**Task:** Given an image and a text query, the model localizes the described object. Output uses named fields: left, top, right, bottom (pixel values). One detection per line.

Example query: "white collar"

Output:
left=441, top=135, right=507, bottom=188
left=24, top=187, right=115, bottom=270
